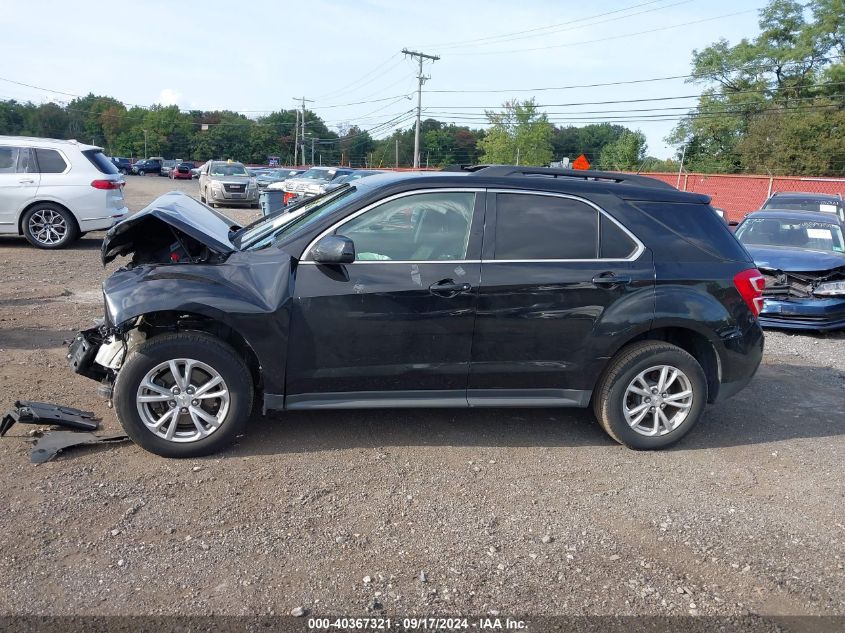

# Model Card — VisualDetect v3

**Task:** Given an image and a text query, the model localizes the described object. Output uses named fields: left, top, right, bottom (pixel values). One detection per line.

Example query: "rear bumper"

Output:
left=78, top=207, right=128, bottom=232
left=759, top=297, right=845, bottom=331
left=172, top=171, right=192, bottom=179
left=713, top=321, right=764, bottom=403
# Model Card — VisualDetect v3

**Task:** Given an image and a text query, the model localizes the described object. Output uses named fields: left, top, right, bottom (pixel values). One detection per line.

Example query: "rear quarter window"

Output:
left=633, top=201, right=751, bottom=262
left=35, top=148, right=69, bottom=173
left=82, top=149, right=119, bottom=175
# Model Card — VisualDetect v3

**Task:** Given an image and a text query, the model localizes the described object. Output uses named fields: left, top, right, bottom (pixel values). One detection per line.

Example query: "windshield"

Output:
left=235, top=185, right=358, bottom=250
left=298, top=168, right=335, bottom=180
left=764, top=198, right=844, bottom=214
left=210, top=162, right=249, bottom=177
left=736, top=217, right=845, bottom=253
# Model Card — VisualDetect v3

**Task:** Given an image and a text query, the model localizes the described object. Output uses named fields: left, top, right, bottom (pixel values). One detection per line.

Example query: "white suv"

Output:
left=0, top=136, right=128, bottom=248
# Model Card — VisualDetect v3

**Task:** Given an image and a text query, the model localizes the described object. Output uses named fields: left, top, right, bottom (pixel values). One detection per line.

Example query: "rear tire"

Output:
left=593, top=341, right=707, bottom=450
left=113, top=332, right=253, bottom=458
left=21, top=203, right=79, bottom=249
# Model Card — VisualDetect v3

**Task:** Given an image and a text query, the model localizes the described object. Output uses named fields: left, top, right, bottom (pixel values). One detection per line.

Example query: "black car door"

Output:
left=285, top=188, right=485, bottom=407
left=468, top=190, right=655, bottom=406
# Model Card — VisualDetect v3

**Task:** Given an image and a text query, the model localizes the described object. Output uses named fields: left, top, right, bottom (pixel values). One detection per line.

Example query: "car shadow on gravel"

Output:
left=228, top=362, right=845, bottom=456
left=0, top=235, right=104, bottom=250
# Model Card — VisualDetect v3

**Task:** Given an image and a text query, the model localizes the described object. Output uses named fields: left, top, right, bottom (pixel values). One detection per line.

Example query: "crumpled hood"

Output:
left=746, top=245, right=845, bottom=273
left=101, top=191, right=240, bottom=265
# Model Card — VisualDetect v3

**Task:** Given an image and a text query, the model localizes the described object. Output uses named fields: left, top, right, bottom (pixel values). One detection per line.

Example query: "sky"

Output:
left=0, top=0, right=766, bottom=158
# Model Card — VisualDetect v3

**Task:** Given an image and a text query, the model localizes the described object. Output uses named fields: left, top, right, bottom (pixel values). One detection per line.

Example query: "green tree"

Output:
left=478, top=99, right=553, bottom=166
left=598, top=130, right=648, bottom=171
left=668, top=0, right=845, bottom=174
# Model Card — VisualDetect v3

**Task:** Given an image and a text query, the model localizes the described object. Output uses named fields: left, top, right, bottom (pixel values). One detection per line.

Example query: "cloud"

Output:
left=157, top=88, right=183, bottom=106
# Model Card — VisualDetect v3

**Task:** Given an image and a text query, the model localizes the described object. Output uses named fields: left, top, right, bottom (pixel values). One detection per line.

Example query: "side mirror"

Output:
left=310, top=235, right=355, bottom=264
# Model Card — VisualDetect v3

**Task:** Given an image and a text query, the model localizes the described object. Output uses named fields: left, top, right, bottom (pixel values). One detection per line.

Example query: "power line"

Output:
left=450, top=7, right=762, bottom=56
left=415, top=0, right=674, bottom=49
left=426, top=56, right=844, bottom=94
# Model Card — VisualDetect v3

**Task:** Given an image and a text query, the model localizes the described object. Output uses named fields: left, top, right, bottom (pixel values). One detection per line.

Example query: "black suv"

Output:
left=69, top=166, right=764, bottom=457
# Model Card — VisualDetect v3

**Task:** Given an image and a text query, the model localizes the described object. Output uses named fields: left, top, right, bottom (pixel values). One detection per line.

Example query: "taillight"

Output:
left=283, top=192, right=296, bottom=204
left=734, top=268, right=765, bottom=317
left=91, top=179, right=123, bottom=190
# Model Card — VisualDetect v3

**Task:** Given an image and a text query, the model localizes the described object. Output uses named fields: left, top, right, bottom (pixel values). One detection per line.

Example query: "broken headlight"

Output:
left=814, top=280, right=845, bottom=296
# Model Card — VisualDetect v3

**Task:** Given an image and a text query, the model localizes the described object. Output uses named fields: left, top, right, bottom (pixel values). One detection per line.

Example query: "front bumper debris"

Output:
left=67, top=327, right=106, bottom=381
left=0, top=401, right=100, bottom=436
left=759, top=296, right=845, bottom=331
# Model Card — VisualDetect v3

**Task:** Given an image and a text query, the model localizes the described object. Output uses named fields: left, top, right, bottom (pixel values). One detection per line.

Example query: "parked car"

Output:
left=132, top=158, right=163, bottom=176
left=198, top=160, right=258, bottom=207
left=159, top=159, right=180, bottom=177
left=190, top=166, right=201, bottom=179
left=0, top=136, right=127, bottom=249
left=268, top=166, right=354, bottom=204
left=761, top=192, right=845, bottom=221
left=110, top=157, right=133, bottom=175
left=170, top=161, right=195, bottom=180
left=735, top=209, right=845, bottom=330
left=256, top=168, right=304, bottom=189
left=304, top=169, right=385, bottom=197
left=68, top=166, right=764, bottom=457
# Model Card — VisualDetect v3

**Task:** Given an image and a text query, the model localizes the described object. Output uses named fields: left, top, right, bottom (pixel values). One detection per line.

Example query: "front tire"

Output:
left=114, top=332, right=253, bottom=458
left=593, top=341, right=707, bottom=449
left=138, top=169, right=145, bottom=176
left=21, top=203, right=79, bottom=249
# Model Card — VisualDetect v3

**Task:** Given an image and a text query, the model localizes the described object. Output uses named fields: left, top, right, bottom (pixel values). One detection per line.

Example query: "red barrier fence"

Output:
left=640, top=172, right=845, bottom=223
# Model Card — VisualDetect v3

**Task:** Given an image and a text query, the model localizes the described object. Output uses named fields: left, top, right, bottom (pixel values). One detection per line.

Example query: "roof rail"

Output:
left=445, top=164, right=676, bottom=190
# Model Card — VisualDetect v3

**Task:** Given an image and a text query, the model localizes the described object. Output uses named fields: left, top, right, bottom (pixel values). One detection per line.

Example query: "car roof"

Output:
left=768, top=192, right=842, bottom=201
left=742, top=209, right=845, bottom=224
left=0, top=135, right=101, bottom=152
left=349, top=168, right=709, bottom=204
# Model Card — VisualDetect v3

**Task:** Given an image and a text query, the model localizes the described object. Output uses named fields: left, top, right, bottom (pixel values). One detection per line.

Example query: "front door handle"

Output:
left=429, top=279, right=472, bottom=297
left=592, top=273, right=632, bottom=286
left=18, top=178, right=35, bottom=184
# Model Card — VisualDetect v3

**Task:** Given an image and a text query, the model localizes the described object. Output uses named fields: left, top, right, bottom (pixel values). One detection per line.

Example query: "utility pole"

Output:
left=395, top=139, right=399, bottom=168
left=311, top=138, right=315, bottom=165
left=293, top=110, right=299, bottom=165
left=402, top=48, right=439, bottom=169
left=143, top=129, right=148, bottom=158
left=293, top=96, right=313, bottom=165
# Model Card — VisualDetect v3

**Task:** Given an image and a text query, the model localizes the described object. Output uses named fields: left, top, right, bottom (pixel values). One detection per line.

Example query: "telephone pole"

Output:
left=293, top=110, right=299, bottom=165
left=293, top=96, right=313, bottom=165
left=401, top=49, right=439, bottom=169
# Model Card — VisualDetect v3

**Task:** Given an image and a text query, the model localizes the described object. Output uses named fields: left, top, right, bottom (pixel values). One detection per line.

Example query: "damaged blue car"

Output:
left=735, top=210, right=845, bottom=330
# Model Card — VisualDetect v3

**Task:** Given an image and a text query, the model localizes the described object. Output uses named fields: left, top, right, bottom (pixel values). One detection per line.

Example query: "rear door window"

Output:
left=35, top=148, right=68, bottom=174
left=494, top=193, right=599, bottom=260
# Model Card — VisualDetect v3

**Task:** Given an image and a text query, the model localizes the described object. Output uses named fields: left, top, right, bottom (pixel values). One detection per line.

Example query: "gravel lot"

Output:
left=0, top=176, right=843, bottom=622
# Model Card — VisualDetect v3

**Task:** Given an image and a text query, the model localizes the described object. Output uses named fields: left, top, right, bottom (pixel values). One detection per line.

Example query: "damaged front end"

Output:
left=758, top=266, right=845, bottom=330
left=68, top=191, right=292, bottom=402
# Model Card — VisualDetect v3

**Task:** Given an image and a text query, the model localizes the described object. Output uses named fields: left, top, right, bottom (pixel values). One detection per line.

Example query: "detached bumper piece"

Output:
left=30, top=431, right=128, bottom=464
left=0, top=401, right=100, bottom=436
left=759, top=297, right=845, bottom=331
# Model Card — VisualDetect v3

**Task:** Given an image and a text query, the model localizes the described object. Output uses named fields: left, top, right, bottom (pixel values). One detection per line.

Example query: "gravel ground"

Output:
left=0, top=176, right=843, bottom=621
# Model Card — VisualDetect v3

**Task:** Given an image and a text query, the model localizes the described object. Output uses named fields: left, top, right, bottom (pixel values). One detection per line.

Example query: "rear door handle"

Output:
left=18, top=178, right=35, bottom=184
left=592, top=273, right=632, bottom=286
left=429, top=279, right=472, bottom=297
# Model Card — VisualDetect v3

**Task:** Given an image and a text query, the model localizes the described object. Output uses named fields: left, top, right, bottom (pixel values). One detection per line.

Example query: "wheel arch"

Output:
left=123, top=310, right=264, bottom=391
left=18, top=199, right=80, bottom=236
left=607, top=325, right=721, bottom=403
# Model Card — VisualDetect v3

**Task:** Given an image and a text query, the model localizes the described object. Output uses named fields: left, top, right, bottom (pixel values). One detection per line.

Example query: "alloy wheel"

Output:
left=136, top=358, right=230, bottom=443
left=623, top=364, right=694, bottom=437
left=28, top=209, right=68, bottom=246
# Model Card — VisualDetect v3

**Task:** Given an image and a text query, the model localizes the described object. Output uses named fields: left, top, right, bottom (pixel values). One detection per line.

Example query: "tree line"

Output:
left=0, top=93, right=646, bottom=169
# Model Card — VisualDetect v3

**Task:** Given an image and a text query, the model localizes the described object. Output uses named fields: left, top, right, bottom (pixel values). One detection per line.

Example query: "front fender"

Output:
left=104, top=250, right=294, bottom=393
